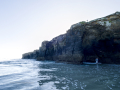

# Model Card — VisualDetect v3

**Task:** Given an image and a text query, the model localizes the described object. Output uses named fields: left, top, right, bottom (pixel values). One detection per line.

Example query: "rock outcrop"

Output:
left=22, top=12, right=120, bottom=64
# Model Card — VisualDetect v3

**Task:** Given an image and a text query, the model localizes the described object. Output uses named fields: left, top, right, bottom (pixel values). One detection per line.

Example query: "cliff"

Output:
left=22, top=12, right=120, bottom=64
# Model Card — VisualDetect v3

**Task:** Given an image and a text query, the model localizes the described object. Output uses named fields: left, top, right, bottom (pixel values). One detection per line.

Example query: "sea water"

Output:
left=0, top=59, right=120, bottom=90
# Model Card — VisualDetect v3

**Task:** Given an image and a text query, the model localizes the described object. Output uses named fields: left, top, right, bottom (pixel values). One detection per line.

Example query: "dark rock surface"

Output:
left=22, top=12, right=120, bottom=64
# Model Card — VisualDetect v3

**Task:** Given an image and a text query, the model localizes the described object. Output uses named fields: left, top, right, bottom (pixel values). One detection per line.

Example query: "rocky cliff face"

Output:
left=22, top=12, right=120, bottom=64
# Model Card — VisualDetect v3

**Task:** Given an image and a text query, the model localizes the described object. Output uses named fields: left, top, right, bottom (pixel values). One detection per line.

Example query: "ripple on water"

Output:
left=0, top=60, right=120, bottom=90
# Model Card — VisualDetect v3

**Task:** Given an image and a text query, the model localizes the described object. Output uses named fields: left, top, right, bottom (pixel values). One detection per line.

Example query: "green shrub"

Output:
left=104, top=21, right=106, bottom=25
left=103, top=18, right=106, bottom=21
left=79, top=21, right=86, bottom=24
left=109, top=20, right=112, bottom=23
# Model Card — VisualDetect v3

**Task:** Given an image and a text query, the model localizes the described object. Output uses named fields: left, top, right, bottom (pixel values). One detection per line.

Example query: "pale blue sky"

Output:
left=0, top=0, right=120, bottom=60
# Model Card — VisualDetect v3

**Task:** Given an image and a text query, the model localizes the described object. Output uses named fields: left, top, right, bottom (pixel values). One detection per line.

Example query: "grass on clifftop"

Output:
left=79, top=21, right=86, bottom=24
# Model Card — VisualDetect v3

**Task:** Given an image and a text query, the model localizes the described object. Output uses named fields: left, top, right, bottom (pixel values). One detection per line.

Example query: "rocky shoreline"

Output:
left=22, top=12, right=120, bottom=64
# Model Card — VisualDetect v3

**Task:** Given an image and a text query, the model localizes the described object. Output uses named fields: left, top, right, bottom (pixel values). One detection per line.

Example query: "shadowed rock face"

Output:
left=22, top=12, right=120, bottom=64
left=22, top=50, right=39, bottom=59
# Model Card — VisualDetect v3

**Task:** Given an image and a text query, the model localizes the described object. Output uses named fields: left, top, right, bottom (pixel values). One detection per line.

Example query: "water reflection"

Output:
left=38, top=62, right=120, bottom=90
left=0, top=59, right=40, bottom=90
left=1, top=59, right=119, bottom=90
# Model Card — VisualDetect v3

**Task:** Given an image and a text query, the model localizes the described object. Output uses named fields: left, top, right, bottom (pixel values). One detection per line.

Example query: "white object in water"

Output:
left=95, top=58, right=98, bottom=64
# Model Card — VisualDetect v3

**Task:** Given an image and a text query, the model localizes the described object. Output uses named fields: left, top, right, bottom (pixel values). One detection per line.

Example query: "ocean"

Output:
left=0, top=59, right=120, bottom=90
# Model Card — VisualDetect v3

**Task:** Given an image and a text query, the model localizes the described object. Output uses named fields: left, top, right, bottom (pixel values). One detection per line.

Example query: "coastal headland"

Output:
left=22, top=12, right=120, bottom=64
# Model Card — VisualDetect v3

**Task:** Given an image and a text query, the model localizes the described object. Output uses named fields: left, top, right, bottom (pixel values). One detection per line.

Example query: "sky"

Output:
left=0, top=0, right=120, bottom=60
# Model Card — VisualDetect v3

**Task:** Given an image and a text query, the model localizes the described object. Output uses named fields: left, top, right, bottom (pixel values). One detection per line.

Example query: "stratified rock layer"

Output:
left=22, top=12, right=120, bottom=64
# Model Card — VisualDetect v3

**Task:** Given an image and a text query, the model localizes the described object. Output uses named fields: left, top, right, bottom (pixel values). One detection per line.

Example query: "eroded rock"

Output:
left=22, top=12, right=120, bottom=64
